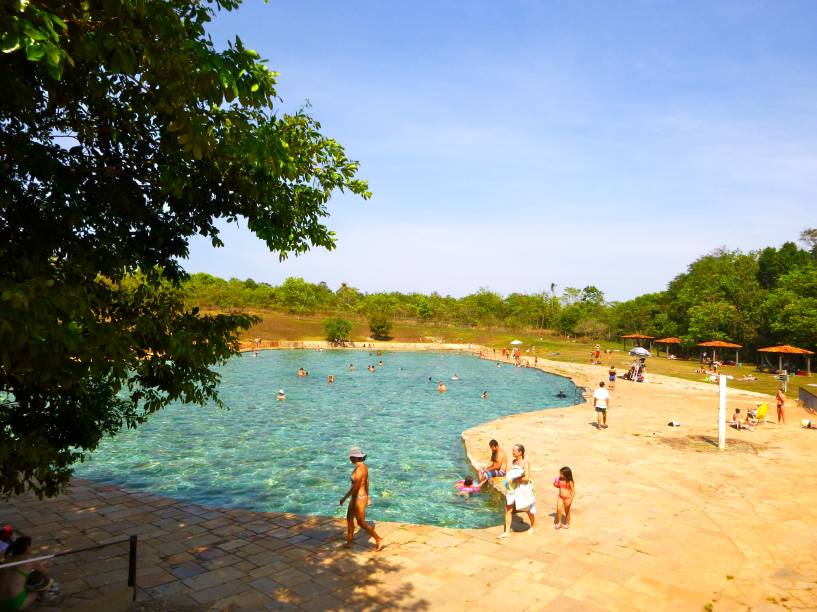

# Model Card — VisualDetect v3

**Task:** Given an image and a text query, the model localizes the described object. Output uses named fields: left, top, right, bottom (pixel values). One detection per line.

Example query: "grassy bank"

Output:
left=230, top=309, right=812, bottom=401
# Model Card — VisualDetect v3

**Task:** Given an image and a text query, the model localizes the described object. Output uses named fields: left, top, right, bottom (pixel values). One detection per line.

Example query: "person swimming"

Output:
left=348, top=363, right=356, bottom=371
left=454, top=476, right=481, bottom=497
left=437, top=382, right=448, bottom=393
left=481, top=391, right=489, bottom=399
left=556, top=390, right=567, bottom=399
left=297, top=367, right=306, bottom=377
left=277, top=389, right=286, bottom=400
left=451, top=374, right=459, bottom=381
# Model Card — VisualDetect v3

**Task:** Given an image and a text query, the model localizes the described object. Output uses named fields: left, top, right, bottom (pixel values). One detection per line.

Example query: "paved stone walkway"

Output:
left=2, top=354, right=816, bottom=610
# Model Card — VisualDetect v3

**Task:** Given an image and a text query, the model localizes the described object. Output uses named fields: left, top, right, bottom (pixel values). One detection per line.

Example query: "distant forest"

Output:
left=183, top=229, right=817, bottom=352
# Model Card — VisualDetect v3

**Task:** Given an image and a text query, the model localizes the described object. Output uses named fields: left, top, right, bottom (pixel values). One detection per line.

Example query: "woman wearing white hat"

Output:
left=339, top=447, right=383, bottom=551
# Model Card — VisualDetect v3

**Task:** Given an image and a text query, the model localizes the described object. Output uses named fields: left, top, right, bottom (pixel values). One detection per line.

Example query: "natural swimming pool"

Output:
left=76, top=350, right=576, bottom=528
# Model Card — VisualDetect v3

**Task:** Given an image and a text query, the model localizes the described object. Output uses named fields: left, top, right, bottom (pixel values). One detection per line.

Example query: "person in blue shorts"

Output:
left=478, top=439, right=507, bottom=484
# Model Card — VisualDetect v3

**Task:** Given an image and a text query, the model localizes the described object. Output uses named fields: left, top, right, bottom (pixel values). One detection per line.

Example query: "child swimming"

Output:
left=454, top=476, right=482, bottom=497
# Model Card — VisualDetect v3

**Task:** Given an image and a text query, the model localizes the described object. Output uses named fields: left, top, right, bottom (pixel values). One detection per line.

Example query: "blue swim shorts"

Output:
left=484, top=469, right=506, bottom=478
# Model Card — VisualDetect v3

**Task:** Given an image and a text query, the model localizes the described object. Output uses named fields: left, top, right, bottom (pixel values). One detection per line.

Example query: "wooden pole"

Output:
left=778, top=354, right=783, bottom=372
left=718, top=375, right=727, bottom=450
left=128, top=535, right=138, bottom=601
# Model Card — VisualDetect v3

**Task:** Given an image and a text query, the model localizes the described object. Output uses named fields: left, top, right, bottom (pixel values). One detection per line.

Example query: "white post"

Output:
left=718, top=374, right=727, bottom=450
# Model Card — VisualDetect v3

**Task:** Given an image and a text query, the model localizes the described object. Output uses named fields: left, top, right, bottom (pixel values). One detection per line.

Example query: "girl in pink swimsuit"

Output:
left=553, top=466, right=575, bottom=529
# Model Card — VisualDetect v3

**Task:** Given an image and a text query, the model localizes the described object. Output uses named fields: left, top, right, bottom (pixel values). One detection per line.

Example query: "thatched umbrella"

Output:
left=654, top=337, right=682, bottom=358
left=698, top=340, right=742, bottom=365
left=758, top=345, right=814, bottom=376
left=621, top=333, right=654, bottom=353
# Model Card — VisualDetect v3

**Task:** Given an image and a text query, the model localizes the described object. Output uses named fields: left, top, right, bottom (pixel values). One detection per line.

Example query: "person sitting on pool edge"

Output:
left=478, top=439, right=507, bottom=485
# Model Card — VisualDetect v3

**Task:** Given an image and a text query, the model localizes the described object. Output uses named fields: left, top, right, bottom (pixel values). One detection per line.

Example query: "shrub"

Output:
left=368, top=312, right=393, bottom=339
left=323, top=317, right=353, bottom=342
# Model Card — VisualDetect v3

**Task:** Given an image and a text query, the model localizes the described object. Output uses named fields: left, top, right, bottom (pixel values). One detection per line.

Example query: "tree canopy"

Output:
left=179, top=229, right=817, bottom=356
left=0, top=0, right=368, bottom=497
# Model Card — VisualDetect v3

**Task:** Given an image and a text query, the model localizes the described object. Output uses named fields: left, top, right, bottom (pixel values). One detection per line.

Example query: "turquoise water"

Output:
left=76, top=350, right=576, bottom=528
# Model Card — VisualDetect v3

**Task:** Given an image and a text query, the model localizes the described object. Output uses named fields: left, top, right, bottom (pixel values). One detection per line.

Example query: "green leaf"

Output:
left=46, top=59, right=62, bottom=79
left=45, top=43, right=60, bottom=66
left=23, top=25, right=47, bottom=41
left=25, top=40, right=45, bottom=61
left=1, top=33, right=21, bottom=53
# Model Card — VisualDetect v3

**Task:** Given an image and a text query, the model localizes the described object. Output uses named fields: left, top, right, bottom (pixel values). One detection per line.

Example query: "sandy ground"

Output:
left=462, top=353, right=817, bottom=610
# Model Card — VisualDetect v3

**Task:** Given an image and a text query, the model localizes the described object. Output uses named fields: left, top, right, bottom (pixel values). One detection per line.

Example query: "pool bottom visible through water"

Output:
left=75, top=350, right=576, bottom=529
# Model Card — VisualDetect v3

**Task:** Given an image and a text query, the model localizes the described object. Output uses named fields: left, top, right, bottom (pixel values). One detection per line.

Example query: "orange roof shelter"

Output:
left=698, top=340, right=743, bottom=365
left=621, top=333, right=654, bottom=352
left=654, top=337, right=681, bottom=358
left=758, top=345, right=814, bottom=376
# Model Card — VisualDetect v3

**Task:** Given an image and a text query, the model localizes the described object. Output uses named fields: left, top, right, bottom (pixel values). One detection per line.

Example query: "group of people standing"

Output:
left=478, top=440, right=575, bottom=537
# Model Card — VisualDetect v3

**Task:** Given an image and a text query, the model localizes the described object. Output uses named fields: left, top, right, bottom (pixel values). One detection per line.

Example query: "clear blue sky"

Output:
left=184, top=0, right=817, bottom=301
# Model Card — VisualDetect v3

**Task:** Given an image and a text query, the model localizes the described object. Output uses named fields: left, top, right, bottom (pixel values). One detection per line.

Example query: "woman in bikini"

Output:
left=0, top=536, right=47, bottom=610
left=339, top=447, right=383, bottom=551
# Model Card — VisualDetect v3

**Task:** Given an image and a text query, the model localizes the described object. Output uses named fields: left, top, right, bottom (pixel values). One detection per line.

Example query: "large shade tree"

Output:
left=0, top=0, right=369, bottom=497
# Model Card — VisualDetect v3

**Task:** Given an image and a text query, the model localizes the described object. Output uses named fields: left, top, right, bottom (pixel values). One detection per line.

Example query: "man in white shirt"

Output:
left=593, top=381, right=611, bottom=429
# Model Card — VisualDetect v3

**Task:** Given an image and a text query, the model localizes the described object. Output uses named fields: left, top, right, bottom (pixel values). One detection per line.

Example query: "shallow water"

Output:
left=76, top=350, right=576, bottom=528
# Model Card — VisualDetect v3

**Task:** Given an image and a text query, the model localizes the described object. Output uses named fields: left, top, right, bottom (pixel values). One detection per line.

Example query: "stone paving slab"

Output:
left=2, top=353, right=817, bottom=610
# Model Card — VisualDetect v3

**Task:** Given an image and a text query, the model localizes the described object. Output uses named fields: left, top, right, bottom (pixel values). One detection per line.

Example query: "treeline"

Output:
left=183, top=229, right=817, bottom=351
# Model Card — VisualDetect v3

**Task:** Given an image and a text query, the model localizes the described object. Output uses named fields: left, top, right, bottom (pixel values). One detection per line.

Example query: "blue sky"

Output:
left=185, top=0, right=817, bottom=301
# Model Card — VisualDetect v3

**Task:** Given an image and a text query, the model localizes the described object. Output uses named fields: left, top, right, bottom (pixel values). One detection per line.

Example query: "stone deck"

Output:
left=2, top=355, right=816, bottom=610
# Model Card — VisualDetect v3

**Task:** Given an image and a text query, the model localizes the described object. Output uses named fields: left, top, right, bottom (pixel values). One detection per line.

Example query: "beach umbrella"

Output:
left=629, top=347, right=651, bottom=357
left=510, top=340, right=523, bottom=345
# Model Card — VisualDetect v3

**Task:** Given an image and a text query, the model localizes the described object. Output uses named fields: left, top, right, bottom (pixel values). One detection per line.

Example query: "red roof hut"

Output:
left=654, top=337, right=682, bottom=358
left=621, top=334, right=654, bottom=352
left=697, top=340, right=742, bottom=365
left=758, top=345, right=814, bottom=376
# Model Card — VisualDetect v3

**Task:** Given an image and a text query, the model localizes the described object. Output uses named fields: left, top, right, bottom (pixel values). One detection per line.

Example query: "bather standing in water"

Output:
left=339, top=447, right=383, bottom=551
